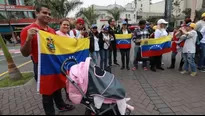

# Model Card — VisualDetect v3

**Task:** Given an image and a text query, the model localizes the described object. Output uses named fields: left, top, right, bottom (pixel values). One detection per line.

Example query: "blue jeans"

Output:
left=183, top=53, right=197, bottom=72
left=99, top=49, right=109, bottom=69
left=133, top=46, right=147, bottom=67
left=90, top=51, right=100, bottom=65
left=198, top=43, right=205, bottom=68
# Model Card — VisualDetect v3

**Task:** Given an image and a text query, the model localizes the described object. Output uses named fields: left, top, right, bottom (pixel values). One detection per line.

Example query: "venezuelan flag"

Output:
left=37, top=30, right=89, bottom=95
left=115, top=34, right=132, bottom=49
left=141, top=36, right=172, bottom=57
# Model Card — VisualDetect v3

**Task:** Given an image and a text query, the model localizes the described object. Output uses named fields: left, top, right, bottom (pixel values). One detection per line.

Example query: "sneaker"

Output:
left=157, top=67, right=165, bottom=70
left=181, top=71, right=188, bottom=74
left=161, top=62, right=164, bottom=65
left=138, top=61, right=143, bottom=64
left=167, top=66, right=175, bottom=69
left=178, top=67, right=183, bottom=71
left=143, top=67, right=148, bottom=71
left=58, top=104, right=75, bottom=112
left=127, top=67, right=130, bottom=70
left=121, top=66, right=125, bottom=70
left=190, top=72, right=197, bottom=76
left=200, top=68, right=205, bottom=72
left=114, top=62, right=120, bottom=66
left=150, top=68, right=156, bottom=72
left=132, top=67, right=137, bottom=71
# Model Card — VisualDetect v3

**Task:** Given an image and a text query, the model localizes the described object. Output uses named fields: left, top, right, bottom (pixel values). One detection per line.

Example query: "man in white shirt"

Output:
left=198, top=25, right=205, bottom=72
left=180, top=23, right=197, bottom=76
left=196, top=12, right=205, bottom=32
left=69, top=18, right=85, bottom=38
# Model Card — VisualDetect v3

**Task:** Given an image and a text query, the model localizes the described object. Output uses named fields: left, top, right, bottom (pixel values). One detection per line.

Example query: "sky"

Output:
left=68, top=0, right=163, bottom=17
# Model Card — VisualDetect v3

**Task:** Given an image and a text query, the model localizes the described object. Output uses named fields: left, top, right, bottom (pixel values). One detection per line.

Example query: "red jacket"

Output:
left=171, top=31, right=185, bottom=52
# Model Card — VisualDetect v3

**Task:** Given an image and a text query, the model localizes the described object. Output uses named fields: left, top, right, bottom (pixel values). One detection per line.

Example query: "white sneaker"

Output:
left=181, top=71, right=188, bottom=74
left=161, top=62, right=164, bottom=65
left=138, top=61, right=143, bottom=65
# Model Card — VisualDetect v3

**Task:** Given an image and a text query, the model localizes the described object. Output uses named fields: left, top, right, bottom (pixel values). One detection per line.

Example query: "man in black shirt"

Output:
left=108, top=18, right=119, bottom=66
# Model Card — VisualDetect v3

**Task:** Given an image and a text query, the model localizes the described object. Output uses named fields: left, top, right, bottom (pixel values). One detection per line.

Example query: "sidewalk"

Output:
left=1, top=52, right=205, bottom=115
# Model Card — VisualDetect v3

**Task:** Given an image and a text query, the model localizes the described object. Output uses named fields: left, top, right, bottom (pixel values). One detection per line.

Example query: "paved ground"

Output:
left=1, top=49, right=205, bottom=115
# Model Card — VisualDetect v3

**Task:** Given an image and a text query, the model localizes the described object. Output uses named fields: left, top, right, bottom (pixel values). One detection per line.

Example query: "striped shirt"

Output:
left=132, top=28, right=150, bottom=46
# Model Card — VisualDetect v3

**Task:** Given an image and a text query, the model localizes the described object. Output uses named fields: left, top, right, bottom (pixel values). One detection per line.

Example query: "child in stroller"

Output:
left=61, top=57, right=134, bottom=115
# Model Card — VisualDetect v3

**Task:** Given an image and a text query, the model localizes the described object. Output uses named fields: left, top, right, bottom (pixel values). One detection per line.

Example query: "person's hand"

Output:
left=27, top=28, right=39, bottom=42
left=136, top=40, right=141, bottom=43
left=81, top=30, right=85, bottom=35
left=28, top=28, right=39, bottom=37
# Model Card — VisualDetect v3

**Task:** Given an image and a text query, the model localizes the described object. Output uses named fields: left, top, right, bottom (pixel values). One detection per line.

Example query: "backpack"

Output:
left=196, top=31, right=203, bottom=46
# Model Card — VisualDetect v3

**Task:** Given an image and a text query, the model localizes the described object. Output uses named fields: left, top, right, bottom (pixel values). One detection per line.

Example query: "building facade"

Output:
left=0, top=0, right=36, bottom=36
left=93, top=4, right=136, bottom=28
left=93, top=0, right=165, bottom=27
left=134, top=0, right=165, bottom=20
left=173, top=0, right=204, bottom=25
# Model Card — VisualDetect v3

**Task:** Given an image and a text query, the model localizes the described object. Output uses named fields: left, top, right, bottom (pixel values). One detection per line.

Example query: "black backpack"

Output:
left=196, top=31, right=203, bottom=46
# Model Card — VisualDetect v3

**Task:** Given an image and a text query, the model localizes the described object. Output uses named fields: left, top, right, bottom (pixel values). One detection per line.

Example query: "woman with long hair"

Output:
left=118, top=21, right=132, bottom=70
left=89, top=24, right=100, bottom=65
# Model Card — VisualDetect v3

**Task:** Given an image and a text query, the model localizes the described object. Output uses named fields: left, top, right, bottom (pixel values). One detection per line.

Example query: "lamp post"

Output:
left=164, top=0, right=173, bottom=22
left=190, top=0, right=197, bottom=21
left=4, top=0, right=16, bottom=43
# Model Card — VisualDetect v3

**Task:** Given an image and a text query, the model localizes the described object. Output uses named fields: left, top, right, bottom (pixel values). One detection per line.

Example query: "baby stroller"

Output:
left=61, top=57, right=134, bottom=115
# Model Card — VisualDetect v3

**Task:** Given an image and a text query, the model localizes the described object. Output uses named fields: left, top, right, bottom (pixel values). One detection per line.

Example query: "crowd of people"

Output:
left=19, top=3, right=205, bottom=115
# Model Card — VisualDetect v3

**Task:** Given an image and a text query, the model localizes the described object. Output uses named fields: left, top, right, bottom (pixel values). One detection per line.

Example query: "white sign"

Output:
left=0, top=5, right=15, bottom=9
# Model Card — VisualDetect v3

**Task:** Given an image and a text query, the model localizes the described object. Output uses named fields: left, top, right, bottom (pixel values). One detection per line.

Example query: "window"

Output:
left=8, top=11, right=27, bottom=19
left=128, top=14, right=130, bottom=19
left=8, top=0, right=17, bottom=5
left=134, top=14, right=136, bottom=19
left=141, top=4, right=143, bottom=7
left=0, top=11, right=7, bottom=18
left=101, top=14, right=105, bottom=19
left=126, top=14, right=128, bottom=18
left=137, top=16, right=142, bottom=19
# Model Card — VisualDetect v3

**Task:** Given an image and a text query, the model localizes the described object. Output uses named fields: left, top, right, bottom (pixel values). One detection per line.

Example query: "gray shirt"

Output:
left=195, top=20, right=205, bottom=32
left=183, top=30, right=197, bottom=53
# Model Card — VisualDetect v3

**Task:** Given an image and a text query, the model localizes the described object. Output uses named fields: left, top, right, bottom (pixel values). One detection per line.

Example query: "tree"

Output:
left=106, top=7, right=125, bottom=23
left=182, top=8, right=205, bottom=22
left=0, top=35, right=23, bottom=80
left=171, top=0, right=183, bottom=27
left=182, top=8, right=191, bottom=18
left=2, top=0, right=16, bottom=44
left=28, top=0, right=83, bottom=19
left=76, top=5, right=100, bottom=26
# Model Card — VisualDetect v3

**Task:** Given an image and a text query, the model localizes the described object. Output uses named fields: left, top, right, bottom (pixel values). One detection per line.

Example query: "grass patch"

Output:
left=0, top=72, right=34, bottom=88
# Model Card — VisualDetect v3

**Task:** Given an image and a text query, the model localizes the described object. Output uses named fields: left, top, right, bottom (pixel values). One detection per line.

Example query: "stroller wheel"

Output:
left=85, top=108, right=95, bottom=115
left=125, top=109, right=131, bottom=115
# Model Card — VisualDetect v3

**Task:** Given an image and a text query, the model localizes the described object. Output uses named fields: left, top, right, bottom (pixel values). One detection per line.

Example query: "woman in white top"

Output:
left=89, top=24, right=100, bottom=65
left=99, top=26, right=110, bottom=70
left=150, top=19, right=168, bottom=72
left=56, top=19, right=70, bottom=37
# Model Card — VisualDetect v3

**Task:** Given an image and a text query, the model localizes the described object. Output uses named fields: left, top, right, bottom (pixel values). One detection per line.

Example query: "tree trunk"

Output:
left=0, top=35, right=23, bottom=80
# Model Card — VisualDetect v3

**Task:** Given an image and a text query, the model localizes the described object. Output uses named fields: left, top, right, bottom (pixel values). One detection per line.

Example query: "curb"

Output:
left=0, top=71, right=35, bottom=90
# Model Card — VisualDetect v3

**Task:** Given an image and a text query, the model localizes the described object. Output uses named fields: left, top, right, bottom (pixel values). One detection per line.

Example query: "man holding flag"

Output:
left=132, top=20, right=150, bottom=71
left=20, top=4, right=74, bottom=115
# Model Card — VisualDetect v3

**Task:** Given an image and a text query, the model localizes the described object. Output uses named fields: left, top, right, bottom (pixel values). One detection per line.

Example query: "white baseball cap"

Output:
left=157, top=19, right=168, bottom=25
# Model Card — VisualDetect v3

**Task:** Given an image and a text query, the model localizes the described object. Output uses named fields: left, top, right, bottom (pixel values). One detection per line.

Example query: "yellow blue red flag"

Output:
left=115, top=34, right=132, bottom=49
left=141, top=36, right=172, bottom=57
left=37, top=30, right=89, bottom=95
